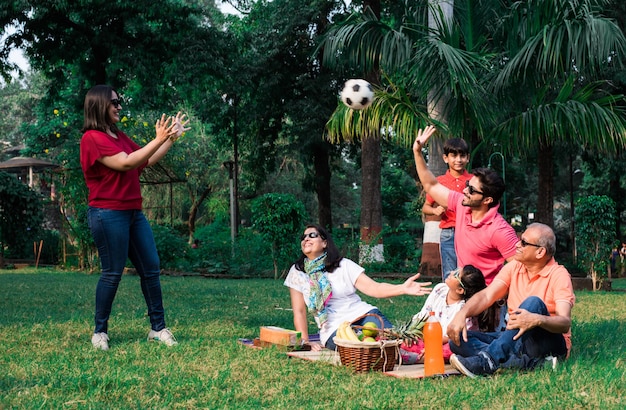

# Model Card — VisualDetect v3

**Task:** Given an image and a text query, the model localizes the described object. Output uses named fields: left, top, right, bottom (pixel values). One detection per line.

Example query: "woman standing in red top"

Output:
left=80, top=84, right=189, bottom=350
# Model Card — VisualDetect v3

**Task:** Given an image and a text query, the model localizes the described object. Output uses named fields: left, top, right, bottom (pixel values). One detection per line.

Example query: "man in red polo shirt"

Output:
left=413, top=126, right=518, bottom=285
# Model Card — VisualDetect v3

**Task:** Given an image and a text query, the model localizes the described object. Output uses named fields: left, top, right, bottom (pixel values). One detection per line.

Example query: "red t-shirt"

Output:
left=425, top=169, right=472, bottom=229
left=80, top=130, right=146, bottom=210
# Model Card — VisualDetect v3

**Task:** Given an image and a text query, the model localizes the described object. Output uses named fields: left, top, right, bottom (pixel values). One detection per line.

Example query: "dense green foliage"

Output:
left=1, top=1, right=626, bottom=279
left=251, top=193, right=308, bottom=278
left=0, top=171, right=44, bottom=264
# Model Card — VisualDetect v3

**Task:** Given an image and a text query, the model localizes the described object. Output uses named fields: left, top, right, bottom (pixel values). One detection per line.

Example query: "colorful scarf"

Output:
left=304, top=253, right=333, bottom=327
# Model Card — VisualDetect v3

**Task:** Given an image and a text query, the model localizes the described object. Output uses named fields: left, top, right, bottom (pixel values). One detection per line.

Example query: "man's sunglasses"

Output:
left=110, top=98, right=123, bottom=108
left=520, top=238, right=542, bottom=248
left=465, top=180, right=484, bottom=196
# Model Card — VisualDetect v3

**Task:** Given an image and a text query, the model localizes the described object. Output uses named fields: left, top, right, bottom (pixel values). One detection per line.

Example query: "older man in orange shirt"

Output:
left=447, top=223, right=575, bottom=377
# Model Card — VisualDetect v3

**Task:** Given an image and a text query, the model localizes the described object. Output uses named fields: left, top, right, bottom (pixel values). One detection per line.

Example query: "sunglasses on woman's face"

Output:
left=300, top=232, right=320, bottom=241
left=110, top=98, right=122, bottom=108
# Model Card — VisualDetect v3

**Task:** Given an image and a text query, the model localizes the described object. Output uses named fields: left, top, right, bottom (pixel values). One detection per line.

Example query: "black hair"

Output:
left=458, top=265, right=485, bottom=300
left=459, top=264, right=500, bottom=332
left=294, top=224, right=343, bottom=273
left=443, top=138, right=469, bottom=156
left=472, top=167, right=505, bottom=208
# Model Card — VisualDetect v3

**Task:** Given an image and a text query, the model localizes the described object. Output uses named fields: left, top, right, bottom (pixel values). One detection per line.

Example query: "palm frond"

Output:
left=319, top=9, right=416, bottom=73
left=325, top=83, right=435, bottom=146
left=494, top=0, right=626, bottom=90
left=492, top=81, right=626, bottom=153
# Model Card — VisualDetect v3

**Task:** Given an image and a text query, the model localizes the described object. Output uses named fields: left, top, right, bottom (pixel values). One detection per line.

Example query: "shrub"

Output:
left=250, top=193, right=307, bottom=279
left=151, top=224, right=190, bottom=271
left=576, top=195, right=616, bottom=290
left=187, top=220, right=275, bottom=278
left=0, top=171, right=44, bottom=266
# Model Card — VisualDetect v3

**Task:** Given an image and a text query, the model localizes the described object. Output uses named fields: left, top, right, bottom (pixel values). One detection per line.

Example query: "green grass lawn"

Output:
left=1, top=269, right=624, bottom=409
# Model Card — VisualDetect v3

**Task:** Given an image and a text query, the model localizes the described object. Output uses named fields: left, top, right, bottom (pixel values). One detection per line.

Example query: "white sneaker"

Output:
left=147, top=328, right=178, bottom=346
left=545, top=355, right=558, bottom=370
left=92, top=332, right=110, bottom=350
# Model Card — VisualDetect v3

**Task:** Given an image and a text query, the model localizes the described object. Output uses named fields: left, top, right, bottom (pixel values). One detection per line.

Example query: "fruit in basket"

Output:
left=344, top=324, right=361, bottom=341
left=337, top=321, right=360, bottom=341
left=362, top=322, right=379, bottom=337
left=386, top=314, right=428, bottom=346
left=363, top=337, right=377, bottom=343
left=336, top=322, right=348, bottom=339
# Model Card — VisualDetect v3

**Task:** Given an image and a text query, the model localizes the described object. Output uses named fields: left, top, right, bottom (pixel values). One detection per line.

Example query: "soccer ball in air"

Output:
left=341, top=79, right=374, bottom=110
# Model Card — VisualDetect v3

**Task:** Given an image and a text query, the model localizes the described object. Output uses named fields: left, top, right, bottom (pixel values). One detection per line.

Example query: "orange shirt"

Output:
left=494, top=259, right=576, bottom=353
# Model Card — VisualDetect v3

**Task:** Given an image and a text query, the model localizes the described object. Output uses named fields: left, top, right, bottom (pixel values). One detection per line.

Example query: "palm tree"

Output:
left=321, top=0, right=498, bottom=265
left=320, top=0, right=393, bottom=262
left=489, top=0, right=626, bottom=227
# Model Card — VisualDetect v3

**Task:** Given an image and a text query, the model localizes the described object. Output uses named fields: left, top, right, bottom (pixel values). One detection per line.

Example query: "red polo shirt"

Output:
left=425, top=170, right=472, bottom=229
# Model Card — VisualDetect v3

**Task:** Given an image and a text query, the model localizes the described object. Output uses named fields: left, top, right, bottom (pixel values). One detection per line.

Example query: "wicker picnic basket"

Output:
left=333, top=313, right=400, bottom=373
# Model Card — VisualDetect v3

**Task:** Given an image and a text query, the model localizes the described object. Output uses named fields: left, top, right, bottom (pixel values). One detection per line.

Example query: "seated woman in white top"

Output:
left=284, top=224, right=432, bottom=351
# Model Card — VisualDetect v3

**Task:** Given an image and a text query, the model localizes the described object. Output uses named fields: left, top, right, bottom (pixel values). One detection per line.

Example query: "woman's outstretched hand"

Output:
left=403, top=273, right=432, bottom=296
left=171, top=112, right=191, bottom=141
left=155, top=114, right=177, bottom=142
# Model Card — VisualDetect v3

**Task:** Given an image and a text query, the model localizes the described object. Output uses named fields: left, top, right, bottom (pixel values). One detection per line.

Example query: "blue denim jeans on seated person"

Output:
left=325, top=308, right=393, bottom=350
left=440, top=228, right=457, bottom=280
left=449, top=296, right=567, bottom=370
left=88, top=207, right=166, bottom=334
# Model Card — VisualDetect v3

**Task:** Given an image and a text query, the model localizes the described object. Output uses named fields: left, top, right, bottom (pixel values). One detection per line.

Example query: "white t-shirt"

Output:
left=284, top=258, right=376, bottom=345
left=413, top=283, right=477, bottom=337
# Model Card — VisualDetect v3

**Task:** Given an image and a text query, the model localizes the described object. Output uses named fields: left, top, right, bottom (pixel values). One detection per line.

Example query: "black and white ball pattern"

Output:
left=341, top=79, right=374, bottom=110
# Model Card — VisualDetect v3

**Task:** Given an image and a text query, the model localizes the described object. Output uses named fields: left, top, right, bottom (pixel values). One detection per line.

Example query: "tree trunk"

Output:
left=359, top=134, right=384, bottom=262
left=312, top=143, right=333, bottom=230
left=536, top=144, right=554, bottom=228
left=359, top=0, right=384, bottom=263
left=187, top=186, right=212, bottom=242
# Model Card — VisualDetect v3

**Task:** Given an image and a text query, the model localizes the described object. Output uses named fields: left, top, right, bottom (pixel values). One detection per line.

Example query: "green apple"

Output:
left=363, top=336, right=377, bottom=343
left=362, top=322, right=379, bottom=337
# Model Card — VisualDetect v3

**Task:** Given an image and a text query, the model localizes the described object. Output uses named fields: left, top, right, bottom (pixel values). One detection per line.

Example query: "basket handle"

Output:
left=350, top=312, right=386, bottom=335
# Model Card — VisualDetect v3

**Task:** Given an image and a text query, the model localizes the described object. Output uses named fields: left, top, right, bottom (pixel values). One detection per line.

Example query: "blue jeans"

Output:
left=88, top=207, right=166, bottom=334
left=325, top=309, right=393, bottom=350
left=440, top=228, right=457, bottom=280
left=449, top=296, right=567, bottom=370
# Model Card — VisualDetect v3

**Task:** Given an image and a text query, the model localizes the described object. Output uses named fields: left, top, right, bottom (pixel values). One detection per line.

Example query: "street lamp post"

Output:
left=488, top=152, right=506, bottom=219
left=222, top=93, right=240, bottom=237
left=223, top=160, right=236, bottom=255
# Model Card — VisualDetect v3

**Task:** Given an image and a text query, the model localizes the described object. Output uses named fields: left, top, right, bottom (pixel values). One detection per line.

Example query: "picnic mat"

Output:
left=239, top=336, right=459, bottom=379
left=286, top=350, right=460, bottom=379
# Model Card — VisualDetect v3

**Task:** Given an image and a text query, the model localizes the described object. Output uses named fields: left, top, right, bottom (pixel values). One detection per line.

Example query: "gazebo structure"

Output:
left=0, top=156, right=60, bottom=189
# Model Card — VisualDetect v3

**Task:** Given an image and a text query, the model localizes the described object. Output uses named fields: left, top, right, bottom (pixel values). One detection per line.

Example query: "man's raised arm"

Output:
left=412, top=126, right=451, bottom=207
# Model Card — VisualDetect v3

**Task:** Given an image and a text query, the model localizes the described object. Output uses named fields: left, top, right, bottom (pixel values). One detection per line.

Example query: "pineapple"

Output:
left=384, top=314, right=427, bottom=347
